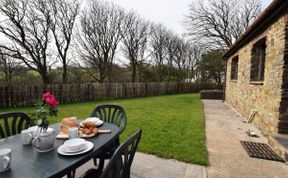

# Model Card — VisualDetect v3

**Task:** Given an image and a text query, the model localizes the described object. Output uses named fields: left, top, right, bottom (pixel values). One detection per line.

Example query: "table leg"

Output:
left=67, top=170, right=75, bottom=178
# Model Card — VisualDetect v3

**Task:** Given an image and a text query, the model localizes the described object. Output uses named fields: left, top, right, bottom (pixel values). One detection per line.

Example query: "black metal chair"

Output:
left=90, top=104, right=127, bottom=171
left=81, top=129, right=142, bottom=178
left=0, top=112, right=35, bottom=139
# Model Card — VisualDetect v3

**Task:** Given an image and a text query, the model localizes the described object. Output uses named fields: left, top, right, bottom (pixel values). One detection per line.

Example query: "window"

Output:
left=250, top=38, right=266, bottom=82
left=230, top=56, right=239, bottom=80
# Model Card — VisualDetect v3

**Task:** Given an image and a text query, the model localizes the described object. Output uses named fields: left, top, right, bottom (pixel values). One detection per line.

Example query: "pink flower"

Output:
left=45, top=97, right=59, bottom=107
left=43, top=92, right=52, bottom=100
left=42, top=92, right=59, bottom=107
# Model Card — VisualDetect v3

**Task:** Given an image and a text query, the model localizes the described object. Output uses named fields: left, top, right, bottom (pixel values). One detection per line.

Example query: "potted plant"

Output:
left=31, top=92, right=59, bottom=152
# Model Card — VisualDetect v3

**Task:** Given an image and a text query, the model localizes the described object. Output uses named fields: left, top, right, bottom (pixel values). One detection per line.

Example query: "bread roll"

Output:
left=82, top=121, right=97, bottom=128
left=92, top=128, right=98, bottom=135
left=61, top=118, right=79, bottom=134
left=81, top=127, right=91, bottom=135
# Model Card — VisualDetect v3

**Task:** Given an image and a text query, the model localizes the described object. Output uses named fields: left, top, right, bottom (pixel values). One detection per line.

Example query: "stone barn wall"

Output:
left=225, top=15, right=288, bottom=134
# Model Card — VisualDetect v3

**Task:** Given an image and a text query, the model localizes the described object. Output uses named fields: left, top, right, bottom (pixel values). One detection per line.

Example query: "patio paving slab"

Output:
left=72, top=152, right=204, bottom=178
left=130, top=152, right=204, bottom=178
left=203, top=100, right=288, bottom=178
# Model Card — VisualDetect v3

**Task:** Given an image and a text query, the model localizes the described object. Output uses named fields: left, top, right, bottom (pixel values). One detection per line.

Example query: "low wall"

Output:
left=200, top=90, right=223, bottom=100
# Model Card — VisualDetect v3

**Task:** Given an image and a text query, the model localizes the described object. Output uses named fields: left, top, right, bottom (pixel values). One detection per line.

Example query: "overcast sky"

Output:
left=106, top=0, right=273, bottom=35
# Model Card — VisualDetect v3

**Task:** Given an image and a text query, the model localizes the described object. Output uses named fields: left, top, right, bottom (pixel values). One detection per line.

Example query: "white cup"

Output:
left=0, top=148, right=11, bottom=172
left=21, top=129, right=33, bottom=145
left=68, top=127, right=82, bottom=139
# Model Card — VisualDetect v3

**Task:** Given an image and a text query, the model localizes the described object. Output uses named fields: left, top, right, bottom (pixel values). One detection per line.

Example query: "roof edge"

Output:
left=223, top=0, right=288, bottom=59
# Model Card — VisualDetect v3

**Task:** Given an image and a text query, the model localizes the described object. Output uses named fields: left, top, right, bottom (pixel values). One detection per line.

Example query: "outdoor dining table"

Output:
left=0, top=122, right=120, bottom=178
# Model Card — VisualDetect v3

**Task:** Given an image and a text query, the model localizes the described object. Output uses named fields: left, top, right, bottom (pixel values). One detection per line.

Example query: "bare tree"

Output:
left=121, top=12, right=150, bottom=82
left=49, top=0, right=80, bottom=83
left=173, top=37, right=190, bottom=82
left=150, top=24, right=170, bottom=82
left=165, top=32, right=179, bottom=82
left=77, top=0, right=125, bottom=83
left=181, top=41, right=196, bottom=83
left=184, top=0, right=261, bottom=48
left=0, top=0, right=53, bottom=84
left=188, top=46, right=202, bottom=82
left=0, top=49, right=24, bottom=85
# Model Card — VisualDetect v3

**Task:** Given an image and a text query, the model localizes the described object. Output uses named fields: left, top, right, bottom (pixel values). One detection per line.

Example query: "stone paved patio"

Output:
left=204, top=100, right=288, bottom=178
left=73, top=153, right=204, bottom=178
left=72, top=100, right=288, bottom=178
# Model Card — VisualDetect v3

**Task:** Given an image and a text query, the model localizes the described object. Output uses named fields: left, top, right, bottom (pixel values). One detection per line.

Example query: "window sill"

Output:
left=249, top=81, right=264, bottom=85
left=230, top=80, right=237, bottom=83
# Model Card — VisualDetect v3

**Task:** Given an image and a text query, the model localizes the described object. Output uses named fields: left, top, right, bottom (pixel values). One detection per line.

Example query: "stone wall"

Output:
left=225, top=15, right=288, bottom=134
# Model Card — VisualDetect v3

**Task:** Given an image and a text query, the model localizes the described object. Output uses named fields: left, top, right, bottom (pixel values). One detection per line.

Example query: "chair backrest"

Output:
left=0, top=112, right=35, bottom=138
left=100, top=129, right=142, bottom=178
left=90, top=104, right=127, bottom=133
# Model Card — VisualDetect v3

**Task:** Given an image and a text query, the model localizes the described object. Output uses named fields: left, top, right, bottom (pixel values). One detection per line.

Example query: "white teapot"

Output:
left=32, top=128, right=56, bottom=152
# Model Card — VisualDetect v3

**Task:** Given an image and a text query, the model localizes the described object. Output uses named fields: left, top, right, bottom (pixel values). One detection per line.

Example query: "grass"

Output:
left=0, top=93, right=208, bottom=165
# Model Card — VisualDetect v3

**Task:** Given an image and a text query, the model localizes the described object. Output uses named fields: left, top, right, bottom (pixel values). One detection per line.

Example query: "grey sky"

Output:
left=106, top=0, right=273, bottom=35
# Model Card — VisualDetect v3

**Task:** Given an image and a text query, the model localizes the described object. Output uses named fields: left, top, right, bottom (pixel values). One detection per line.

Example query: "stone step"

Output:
left=268, top=134, right=288, bottom=161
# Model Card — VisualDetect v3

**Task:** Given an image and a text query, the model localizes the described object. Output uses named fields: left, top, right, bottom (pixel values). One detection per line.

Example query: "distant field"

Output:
left=0, top=93, right=208, bottom=165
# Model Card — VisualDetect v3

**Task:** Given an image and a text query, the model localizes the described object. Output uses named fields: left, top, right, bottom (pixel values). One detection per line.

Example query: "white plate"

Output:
left=80, top=117, right=104, bottom=127
left=62, top=144, right=87, bottom=153
left=64, top=138, right=86, bottom=150
left=58, top=141, right=94, bottom=156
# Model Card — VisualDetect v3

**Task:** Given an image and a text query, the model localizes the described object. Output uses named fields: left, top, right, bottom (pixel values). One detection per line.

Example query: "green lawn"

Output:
left=0, top=93, right=208, bottom=165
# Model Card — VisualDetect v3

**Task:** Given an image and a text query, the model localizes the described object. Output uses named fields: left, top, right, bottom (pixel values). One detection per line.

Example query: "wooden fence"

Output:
left=0, top=82, right=220, bottom=108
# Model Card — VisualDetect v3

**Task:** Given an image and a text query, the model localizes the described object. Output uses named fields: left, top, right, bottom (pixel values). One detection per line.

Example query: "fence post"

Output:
left=4, top=86, right=9, bottom=107
left=88, top=83, right=91, bottom=100
left=123, top=83, right=127, bottom=98
left=0, top=86, right=2, bottom=108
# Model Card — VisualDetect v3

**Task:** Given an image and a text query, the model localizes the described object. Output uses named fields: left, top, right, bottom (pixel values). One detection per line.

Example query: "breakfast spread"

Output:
left=57, top=117, right=110, bottom=139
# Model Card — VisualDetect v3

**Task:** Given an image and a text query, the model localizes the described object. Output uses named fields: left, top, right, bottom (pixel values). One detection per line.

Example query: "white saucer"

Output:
left=58, top=141, right=94, bottom=156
